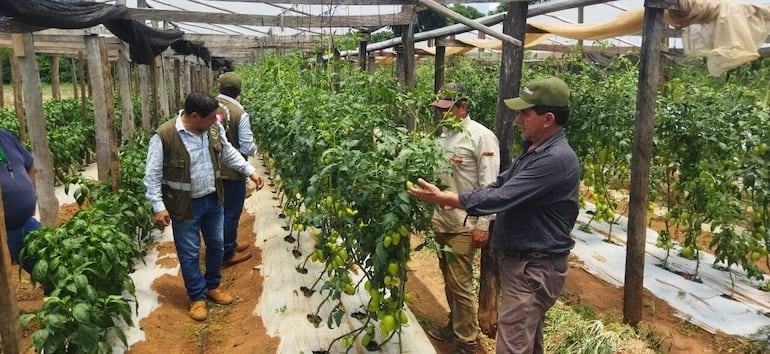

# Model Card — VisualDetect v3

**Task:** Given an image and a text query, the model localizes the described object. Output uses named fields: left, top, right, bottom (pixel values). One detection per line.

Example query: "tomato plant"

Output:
left=242, top=53, right=447, bottom=351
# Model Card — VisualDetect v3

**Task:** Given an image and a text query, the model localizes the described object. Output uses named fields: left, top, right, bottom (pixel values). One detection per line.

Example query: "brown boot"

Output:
left=189, top=300, right=208, bottom=321
left=206, top=288, right=234, bottom=305
left=223, top=252, right=252, bottom=268
left=235, top=241, right=251, bottom=252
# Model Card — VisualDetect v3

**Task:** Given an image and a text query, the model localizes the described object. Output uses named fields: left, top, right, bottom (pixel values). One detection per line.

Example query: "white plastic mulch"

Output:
left=573, top=202, right=770, bottom=337
left=247, top=159, right=435, bottom=354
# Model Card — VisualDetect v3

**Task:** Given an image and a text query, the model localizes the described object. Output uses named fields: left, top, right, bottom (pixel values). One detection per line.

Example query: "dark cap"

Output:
left=217, top=72, right=242, bottom=91
left=430, top=83, right=467, bottom=109
left=504, top=76, right=569, bottom=111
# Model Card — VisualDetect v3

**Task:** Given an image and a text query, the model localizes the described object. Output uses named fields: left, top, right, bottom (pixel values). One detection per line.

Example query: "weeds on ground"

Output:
left=544, top=301, right=644, bottom=354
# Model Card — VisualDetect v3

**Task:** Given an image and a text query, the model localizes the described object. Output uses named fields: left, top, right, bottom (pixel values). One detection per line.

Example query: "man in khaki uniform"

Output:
left=427, top=83, right=500, bottom=354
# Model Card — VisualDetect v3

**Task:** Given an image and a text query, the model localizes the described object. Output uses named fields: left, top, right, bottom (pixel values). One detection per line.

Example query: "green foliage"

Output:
left=241, top=53, right=448, bottom=349
left=392, top=9, right=448, bottom=36
left=19, top=134, right=156, bottom=353
left=447, top=5, right=484, bottom=23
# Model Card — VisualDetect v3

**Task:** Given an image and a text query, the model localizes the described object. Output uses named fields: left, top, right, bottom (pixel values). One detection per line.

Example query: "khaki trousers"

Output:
left=436, top=232, right=478, bottom=345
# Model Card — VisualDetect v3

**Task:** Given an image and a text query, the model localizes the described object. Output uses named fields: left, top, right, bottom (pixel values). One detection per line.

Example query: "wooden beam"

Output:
left=418, top=0, right=521, bottom=47
left=0, top=193, right=20, bottom=354
left=120, top=8, right=414, bottom=27
left=624, top=3, right=664, bottom=327
left=343, top=0, right=615, bottom=55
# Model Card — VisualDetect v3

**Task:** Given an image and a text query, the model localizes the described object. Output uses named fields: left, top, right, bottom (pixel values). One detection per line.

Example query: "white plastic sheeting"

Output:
left=573, top=202, right=770, bottom=336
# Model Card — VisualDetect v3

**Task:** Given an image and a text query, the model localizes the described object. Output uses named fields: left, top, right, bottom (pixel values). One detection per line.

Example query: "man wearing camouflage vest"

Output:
left=215, top=72, right=258, bottom=267
left=144, top=92, right=264, bottom=321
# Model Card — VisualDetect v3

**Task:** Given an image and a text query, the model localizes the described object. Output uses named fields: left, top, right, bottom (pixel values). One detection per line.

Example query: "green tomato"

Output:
left=387, top=262, right=399, bottom=276
left=380, top=315, right=396, bottom=335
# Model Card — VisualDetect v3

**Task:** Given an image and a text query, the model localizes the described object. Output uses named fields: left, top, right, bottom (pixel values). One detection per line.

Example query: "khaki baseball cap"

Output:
left=504, top=76, right=569, bottom=111
left=218, top=72, right=242, bottom=90
left=429, top=83, right=467, bottom=109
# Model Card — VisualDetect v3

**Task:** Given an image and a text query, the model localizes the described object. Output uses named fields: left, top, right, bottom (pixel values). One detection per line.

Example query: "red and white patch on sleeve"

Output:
left=483, top=151, right=495, bottom=157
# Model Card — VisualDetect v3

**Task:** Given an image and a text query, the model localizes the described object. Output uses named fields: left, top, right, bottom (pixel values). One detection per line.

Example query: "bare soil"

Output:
left=10, top=203, right=754, bottom=353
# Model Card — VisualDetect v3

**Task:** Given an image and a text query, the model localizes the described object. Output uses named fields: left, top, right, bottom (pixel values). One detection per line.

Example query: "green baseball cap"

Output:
left=504, top=76, right=569, bottom=111
left=218, top=72, right=242, bottom=90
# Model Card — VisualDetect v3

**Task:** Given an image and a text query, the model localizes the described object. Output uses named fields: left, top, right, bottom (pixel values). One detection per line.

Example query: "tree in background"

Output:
left=448, top=4, right=484, bottom=23
left=490, top=0, right=549, bottom=15
left=392, top=9, right=448, bottom=36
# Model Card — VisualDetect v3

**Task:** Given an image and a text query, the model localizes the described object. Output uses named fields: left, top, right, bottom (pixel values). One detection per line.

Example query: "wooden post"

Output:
left=148, top=62, right=160, bottom=128
left=358, top=33, right=369, bottom=71
left=434, top=41, right=446, bottom=132
left=0, top=187, right=21, bottom=354
left=332, top=47, right=341, bottom=93
left=367, top=54, right=376, bottom=73
left=138, top=64, right=151, bottom=132
left=9, top=49, right=27, bottom=142
left=402, top=11, right=417, bottom=131
left=577, top=7, right=584, bottom=48
left=480, top=1, right=529, bottom=340
left=117, top=46, right=135, bottom=143
left=624, top=0, right=666, bottom=327
left=156, top=56, right=170, bottom=120
left=174, top=58, right=182, bottom=108
left=16, top=33, right=59, bottom=227
left=183, top=61, right=191, bottom=96
left=85, top=35, right=121, bottom=190
left=78, top=52, right=88, bottom=125
left=50, top=56, right=60, bottom=100
left=99, top=37, right=121, bottom=191
left=395, top=45, right=405, bottom=87
left=71, top=57, right=79, bottom=100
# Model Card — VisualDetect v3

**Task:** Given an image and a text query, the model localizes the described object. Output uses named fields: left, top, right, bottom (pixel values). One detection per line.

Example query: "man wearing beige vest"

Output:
left=215, top=72, right=258, bottom=267
left=144, top=92, right=264, bottom=321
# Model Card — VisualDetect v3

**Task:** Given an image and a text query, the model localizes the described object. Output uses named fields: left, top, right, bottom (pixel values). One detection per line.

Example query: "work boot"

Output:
left=222, top=252, right=252, bottom=268
left=189, top=300, right=208, bottom=321
left=428, top=324, right=455, bottom=342
left=453, top=341, right=477, bottom=354
left=235, top=241, right=251, bottom=252
left=206, top=288, right=234, bottom=305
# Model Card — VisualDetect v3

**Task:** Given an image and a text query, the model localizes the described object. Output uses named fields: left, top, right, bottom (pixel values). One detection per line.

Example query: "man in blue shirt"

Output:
left=0, top=128, right=42, bottom=275
left=144, top=92, right=264, bottom=321
left=409, top=77, right=579, bottom=354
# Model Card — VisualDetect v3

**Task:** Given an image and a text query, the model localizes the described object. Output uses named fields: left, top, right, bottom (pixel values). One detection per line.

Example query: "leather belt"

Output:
left=502, top=250, right=569, bottom=261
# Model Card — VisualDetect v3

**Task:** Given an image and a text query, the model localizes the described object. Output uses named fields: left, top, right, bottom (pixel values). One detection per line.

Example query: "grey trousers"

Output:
left=496, top=255, right=568, bottom=354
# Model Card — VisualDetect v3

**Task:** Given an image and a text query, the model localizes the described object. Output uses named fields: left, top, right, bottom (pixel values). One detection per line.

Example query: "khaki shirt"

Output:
left=432, top=115, right=500, bottom=233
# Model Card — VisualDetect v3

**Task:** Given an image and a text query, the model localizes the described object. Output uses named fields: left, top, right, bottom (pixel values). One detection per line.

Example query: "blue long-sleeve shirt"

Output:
left=459, top=131, right=579, bottom=254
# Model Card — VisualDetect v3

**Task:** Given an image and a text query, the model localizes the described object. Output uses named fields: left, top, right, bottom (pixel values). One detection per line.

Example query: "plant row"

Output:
left=19, top=133, right=157, bottom=353
left=242, top=54, right=450, bottom=351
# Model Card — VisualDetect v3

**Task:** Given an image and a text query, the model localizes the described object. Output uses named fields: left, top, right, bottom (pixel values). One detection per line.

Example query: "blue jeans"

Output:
left=171, top=193, right=224, bottom=301
left=222, top=179, right=246, bottom=260
left=6, top=217, right=43, bottom=274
